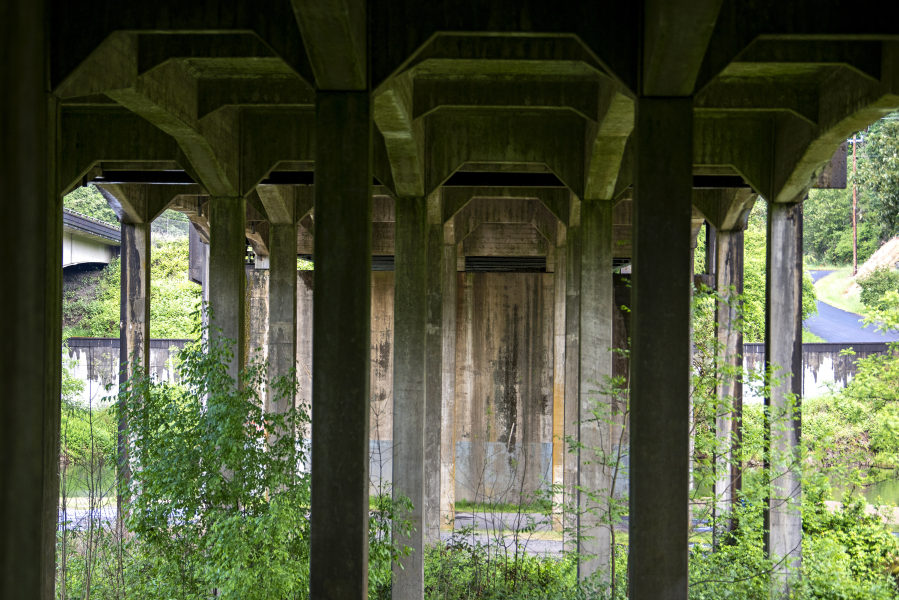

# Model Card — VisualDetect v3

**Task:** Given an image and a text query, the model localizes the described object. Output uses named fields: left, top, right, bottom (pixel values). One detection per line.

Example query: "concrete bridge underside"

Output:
left=4, top=2, right=898, bottom=599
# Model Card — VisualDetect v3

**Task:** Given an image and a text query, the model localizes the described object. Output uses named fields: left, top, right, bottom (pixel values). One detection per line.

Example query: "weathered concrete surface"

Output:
left=454, top=273, right=554, bottom=504
left=563, top=204, right=581, bottom=548
left=118, top=221, right=150, bottom=509
left=578, top=199, right=614, bottom=579
left=551, top=224, right=567, bottom=530
left=745, top=342, right=898, bottom=399
left=765, top=202, right=803, bottom=587
left=247, top=267, right=269, bottom=369
left=209, top=196, right=247, bottom=382
left=392, top=196, right=428, bottom=600
left=440, top=235, right=458, bottom=530
left=309, top=91, right=372, bottom=600
left=424, top=194, right=445, bottom=544
left=714, top=230, right=744, bottom=530
left=1, top=4, right=59, bottom=593
left=630, top=98, right=693, bottom=600
left=267, top=222, right=298, bottom=415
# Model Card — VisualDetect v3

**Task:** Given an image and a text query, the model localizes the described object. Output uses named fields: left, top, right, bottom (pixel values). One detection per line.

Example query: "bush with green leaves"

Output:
left=73, top=236, right=201, bottom=339
left=858, top=266, right=899, bottom=311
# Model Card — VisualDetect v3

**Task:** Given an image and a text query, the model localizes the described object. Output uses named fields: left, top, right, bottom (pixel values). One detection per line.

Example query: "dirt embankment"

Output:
left=62, top=266, right=105, bottom=331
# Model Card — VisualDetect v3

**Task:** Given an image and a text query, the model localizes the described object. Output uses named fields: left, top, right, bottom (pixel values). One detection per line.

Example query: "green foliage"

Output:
left=858, top=267, right=899, bottom=311
left=804, top=187, right=882, bottom=266
left=857, top=115, right=899, bottom=240
left=64, top=185, right=118, bottom=224
left=425, top=539, right=583, bottom=600
left=73, top=237, right=201, bottom=338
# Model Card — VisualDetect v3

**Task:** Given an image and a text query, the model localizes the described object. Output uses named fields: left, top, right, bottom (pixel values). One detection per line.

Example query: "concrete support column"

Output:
left=392, top=196, right=428, bottom=600
left=310, top=92, right=372, bottom=600
left=1, top=5, right=60, bottom=591
left=267, top=222, right=298, bottom=414
left=209, top=196, right=247, bottom=382
left=563, top=201, right=581, bottom=548
left=765, top=202, right=803, bottom=584
left=424, top=193, right=444, bottom=544
left=714, top=230, right=744, bottom=534
left=439, top=226, right=457, bottom=532
left=578, top=199, right=614, bottom=579
left=118, top=222, right=151, bottom=510
left=551, top=224, right=567, bottom=530
left=630, top=98, right=693, bottom=600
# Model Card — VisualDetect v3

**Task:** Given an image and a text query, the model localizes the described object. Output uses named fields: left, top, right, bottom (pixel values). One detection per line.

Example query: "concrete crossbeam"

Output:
left=630, top=98, right=693, bottom=600
left=764, top=202, right=804, bottom=590
left=310, top=91, right=372, bottom=600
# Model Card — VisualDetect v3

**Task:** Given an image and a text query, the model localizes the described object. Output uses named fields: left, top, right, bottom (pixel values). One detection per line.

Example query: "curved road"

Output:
left=804, top=270, right=899, bottom=343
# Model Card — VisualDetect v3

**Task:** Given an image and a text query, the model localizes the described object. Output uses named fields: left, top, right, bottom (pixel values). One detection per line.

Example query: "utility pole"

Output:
left=850, top=135, right=863, bottom=276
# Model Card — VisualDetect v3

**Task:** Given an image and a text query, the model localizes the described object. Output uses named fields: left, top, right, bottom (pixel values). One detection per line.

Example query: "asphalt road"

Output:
left=804, top=270, right=899, bottom=343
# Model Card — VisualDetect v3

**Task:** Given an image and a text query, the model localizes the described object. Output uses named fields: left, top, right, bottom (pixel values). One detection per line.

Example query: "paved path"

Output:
left=804, top=270, right=899, bottom=343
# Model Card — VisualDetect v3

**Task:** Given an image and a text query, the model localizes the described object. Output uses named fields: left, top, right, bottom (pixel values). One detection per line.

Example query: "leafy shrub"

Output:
left=858, top=266, right=899, bottom=311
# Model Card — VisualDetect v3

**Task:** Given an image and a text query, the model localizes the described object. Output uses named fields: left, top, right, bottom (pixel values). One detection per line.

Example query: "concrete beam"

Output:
left=310, top=92, right=372, bottom=600
left=374, top=73, right=425, bottom=197
left=97, top=183, right=202, bottom=224
left=765, top=202, right=803, bottom=588
left=578, top=199, right=614, bottom=578
left=49, top=4, right=313, bottom=91
left=198, top=78, right=314, bottom=119
left=256, top=185, right=296, bottom=225
left=453, top=198, right=558, bottom=245
left=59, top=106, right=183, bottom=195
left=773, top=56, right=899, bottom=202
left=292, top=0, right=367, bottom=90
left=1, top=4, right=60, bottom=594
left=239, top=109, right=316, bottom=196
left=441, top=186, right=570, bottom=227
left=392, top=196, right=428, bottom=599
left=695, top=80, right=820, bottom=125
left=642, top=0, right=723, bottom=96
left=412, top=76, right=603, bottom=122
left=60, top=38, right=241, bottom=197
left=692, top=188, right=758, bottom=232
left=630, top=98, right=693, bottom=600
left=694, top=115, right=775, bottom=199
left=584, top=89, right=634, bottom=200
left=424, top=110, right=587, bottom=197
